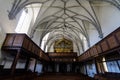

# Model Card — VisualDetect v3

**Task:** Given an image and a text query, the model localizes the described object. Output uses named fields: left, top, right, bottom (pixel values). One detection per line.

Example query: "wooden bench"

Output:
left=94, top=72, right=120, bottom=80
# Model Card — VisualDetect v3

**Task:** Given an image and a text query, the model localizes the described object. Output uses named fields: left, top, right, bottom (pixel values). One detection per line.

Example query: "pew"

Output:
left=94, top=72, right=120, bottom=80
left=1, top=73, right=37, bottom=80
left=35, top=73, right=95, bottom=80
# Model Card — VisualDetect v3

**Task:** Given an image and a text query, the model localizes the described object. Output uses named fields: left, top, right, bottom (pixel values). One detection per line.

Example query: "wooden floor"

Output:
left=36, top=73, right=94, bottom=80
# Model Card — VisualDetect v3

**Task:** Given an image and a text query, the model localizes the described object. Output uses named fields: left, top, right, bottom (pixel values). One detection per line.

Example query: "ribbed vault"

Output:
left=8, top=0, right=120, bottom=55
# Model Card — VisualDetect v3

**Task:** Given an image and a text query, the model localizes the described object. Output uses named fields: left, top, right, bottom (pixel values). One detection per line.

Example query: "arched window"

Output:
left=41, top=33, right=50, bottom=51
left=15, top=4, right=42, bottom=34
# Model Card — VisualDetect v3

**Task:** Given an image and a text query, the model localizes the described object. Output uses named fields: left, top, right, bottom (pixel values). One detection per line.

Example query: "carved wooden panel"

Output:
left=41, top=51, right=44, bottom=58
left=82, top=54, right=85, bottom=60
left=85, top=52, right=87, bottom=59
left=51, top=58, right=75, bottom=62
left=13, top=35, right=24, bottom=47
left=96, top=44, right=102, bottom=54
left=32, top=44, right=35, bottom=53
left=90, top=48, right=94, bottom=56
left=41, top=52, right=50, bottom=61
left=84, top=52, right=87, bottom=59
left=87, top=51, right=90, bottom=58
left=49, top=52, right=77, bottom=57
left=84, top=51, right=89, bottom=59
left=36, top=47, right=40, bottom=56
left=115, top=31, right=120, bottom=44
left=23, top=37, right=29, bottom=49
left=28, top=41, right=32, bottom=51
left=80, top=54, right=83, bottom=60
left=78, top=56, right=82, bottom=61
left=80, top=56, right=83, bottom=61
left=39, top=50, right=43, bottom=58
left=30, top=43, right=34, bottom=53
left=100, top=41, right=109, bottom=52
left=107, top=36, right=118, bottom=49
left=4, top=34, right=15, bottom=46
left=93, top=46, right=98, bottom=56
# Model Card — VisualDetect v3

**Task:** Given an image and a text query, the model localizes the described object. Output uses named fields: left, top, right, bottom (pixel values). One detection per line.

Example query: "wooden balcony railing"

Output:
left=2, top=33, right=50, bottom=61
left=78, top=27, right=120, bottom=62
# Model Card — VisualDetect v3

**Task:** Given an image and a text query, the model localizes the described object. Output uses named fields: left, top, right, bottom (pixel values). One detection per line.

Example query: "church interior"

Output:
left=0, top=0, right=120, bottom=80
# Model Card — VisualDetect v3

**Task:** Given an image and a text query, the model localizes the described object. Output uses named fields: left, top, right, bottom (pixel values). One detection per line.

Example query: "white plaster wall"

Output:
left=88, top=4, right=120, bottom=47
left=73, top=43, right=79, bottom=53
left=88, top=24, right=101, bottom=47
left=0, top=0, right=22, bottom=67
left=0, top=0, right=22, bottom=51
left=48, top=44, right=54, bottom=52
left=0, top=0, right=21, bottom=33
left=0, top=0, right=17, bottom=51
left=99, top=4, right=120, bottom=37
left=0, top=0, right=41, bottom=70
left=32, top=30, right=41, bottom=46
left=0, top=27, right=6, bottom=64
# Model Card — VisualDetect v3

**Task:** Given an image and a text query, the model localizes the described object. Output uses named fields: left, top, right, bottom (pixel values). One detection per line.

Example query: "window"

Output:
left=106, top=61, right=120, bottom=73
left=41, top=33, right=50, bottom=51
left=15, top=8, right=30, bottom=33
left=15, top=4, right=42, bottom=34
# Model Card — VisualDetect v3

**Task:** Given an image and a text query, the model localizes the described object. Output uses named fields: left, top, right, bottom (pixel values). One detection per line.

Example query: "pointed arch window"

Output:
left=15, top=4, right=42, bottom=34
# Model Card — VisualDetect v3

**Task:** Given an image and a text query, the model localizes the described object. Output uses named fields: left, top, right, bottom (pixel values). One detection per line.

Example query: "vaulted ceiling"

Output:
left=8, top=0, right=120, bottom=54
